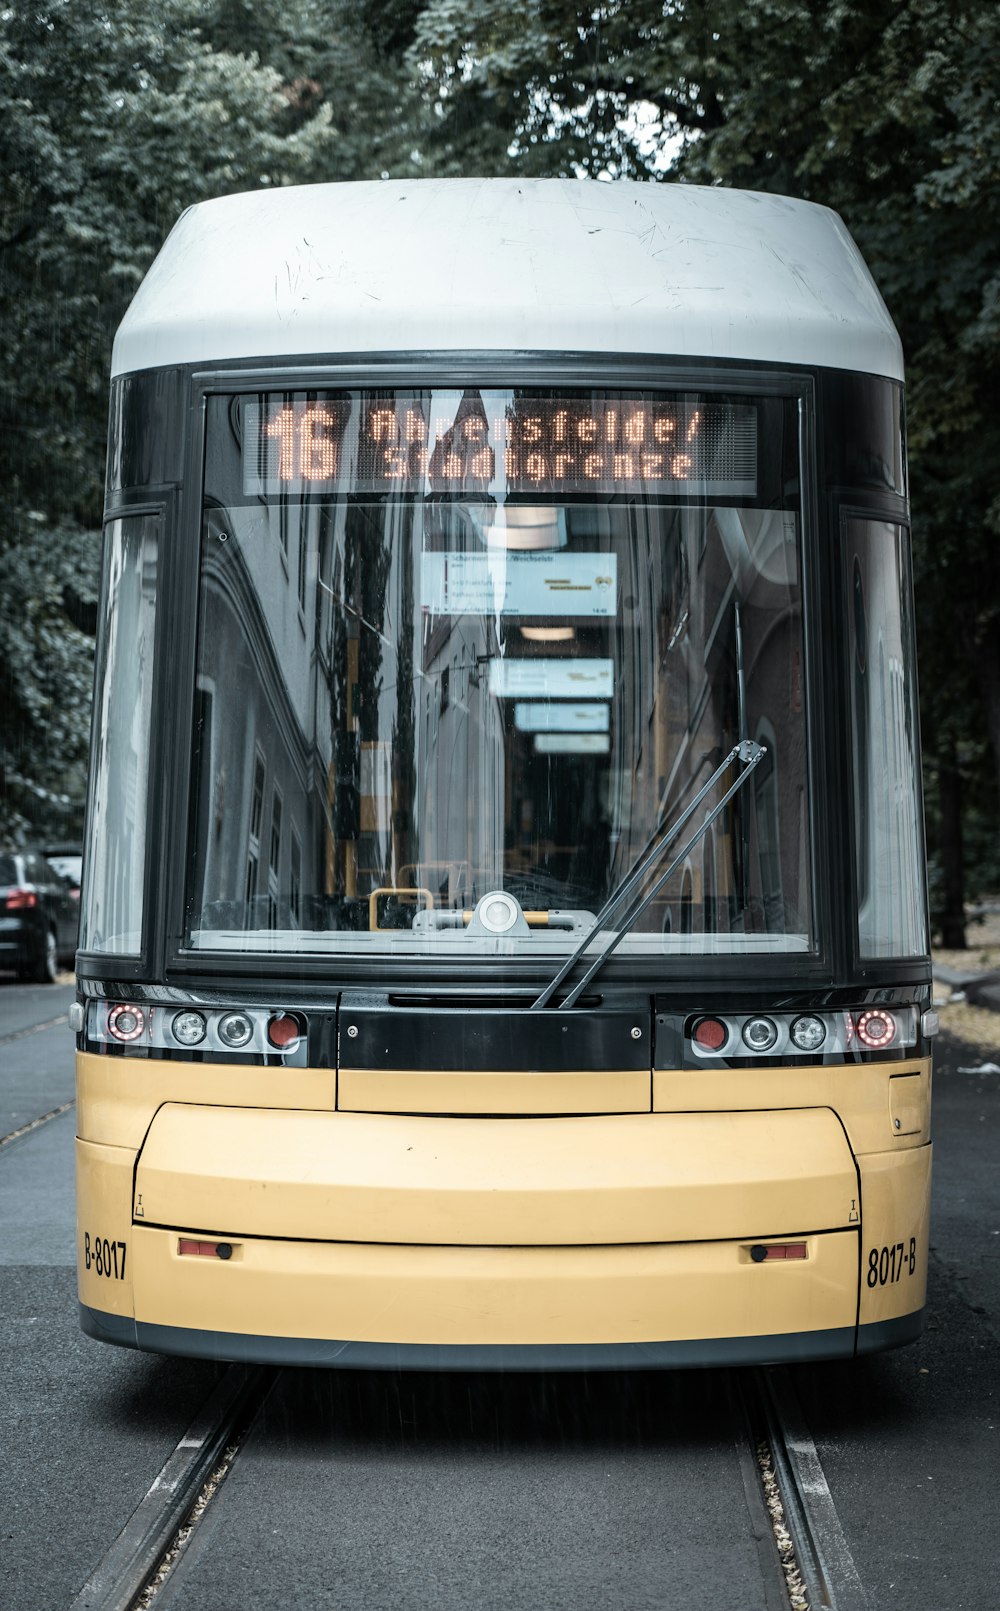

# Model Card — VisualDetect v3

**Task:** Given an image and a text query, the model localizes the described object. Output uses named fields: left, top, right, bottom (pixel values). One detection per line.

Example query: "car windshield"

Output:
left=46, top=855, right=82, bottom=883
left=184, top=386, right=813, bottom=964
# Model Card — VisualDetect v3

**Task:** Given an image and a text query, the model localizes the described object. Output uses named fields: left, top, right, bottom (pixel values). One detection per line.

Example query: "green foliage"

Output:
left=0, top=520, right=101, bottom=840
left=0, top=0, right=427, bottom=842
left=413, top=0, right=1000, bottom=911
left=0, top=0, right=337, bottom=529
left=2, top=0, right=997, bottom=903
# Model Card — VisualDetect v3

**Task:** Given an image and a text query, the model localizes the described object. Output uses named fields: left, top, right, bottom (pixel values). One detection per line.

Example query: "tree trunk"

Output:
left=978, top=628, right=1000, bottom=808
left=938, top=738, right=966, bottom=950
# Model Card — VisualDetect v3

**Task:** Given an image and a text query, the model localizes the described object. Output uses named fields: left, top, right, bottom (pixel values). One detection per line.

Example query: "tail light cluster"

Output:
left=88, top=1001, right=307, bottom=1061
left=5, top=888, right=39, bottom=910
left=689, top=1006, right=919, bottom=1060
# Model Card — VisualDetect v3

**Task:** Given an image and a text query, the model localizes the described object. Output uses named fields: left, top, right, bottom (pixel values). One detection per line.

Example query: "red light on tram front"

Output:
left=693, top=1017, right=728, bottom=1052
left=267, top=1013, right=302, bottom=1050
left=856, top=1010, right=896, bottom=1050
left=107, top=1004, right=145, bottom=1042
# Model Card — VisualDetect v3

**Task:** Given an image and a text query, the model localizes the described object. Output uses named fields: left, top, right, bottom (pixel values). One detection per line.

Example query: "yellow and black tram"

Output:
left=74, top=179, right=934, bottom=1367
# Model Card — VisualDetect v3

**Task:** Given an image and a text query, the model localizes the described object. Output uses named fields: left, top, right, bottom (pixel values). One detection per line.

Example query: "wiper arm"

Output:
left=531, top=739, right=765, bottom=1011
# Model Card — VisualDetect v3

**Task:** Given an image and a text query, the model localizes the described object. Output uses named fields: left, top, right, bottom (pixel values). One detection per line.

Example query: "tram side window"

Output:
left=81, top=512, right=160, bottom=955
left=845, top=518, right=928, bottom=959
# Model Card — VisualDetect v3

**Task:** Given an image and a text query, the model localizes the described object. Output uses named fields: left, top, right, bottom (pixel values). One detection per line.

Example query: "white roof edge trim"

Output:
left=111, top=178, right=903, bottom=383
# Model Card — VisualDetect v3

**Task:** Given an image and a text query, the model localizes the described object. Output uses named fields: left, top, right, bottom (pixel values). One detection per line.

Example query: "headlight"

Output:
left=856, top=1009, right=896, bottom=1049
left=172, top=1009, right=207, bottom=1047
left=741, top=1016, right=778, bottom=1052
left=107, top=1004, right=145, bottom=1042
left=790, top=1014, right=826, bottom=1052
left=218, top=1011, right=255, bottom=1049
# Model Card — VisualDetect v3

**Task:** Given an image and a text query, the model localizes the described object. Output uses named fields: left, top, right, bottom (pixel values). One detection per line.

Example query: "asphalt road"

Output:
left=1, top=979, right=998, bottom=1609
left=156, top=1369, right=772, bottom=1611
left=0, top=984, right=227, bottom=1611
left=790, top=1026, right=1000, bottom=1610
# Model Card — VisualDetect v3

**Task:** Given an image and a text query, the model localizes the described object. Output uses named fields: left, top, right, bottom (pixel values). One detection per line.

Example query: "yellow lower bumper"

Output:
left=76, top=1103, right=930, bottom=1365
left=130, top=1224, right=859, bottom=1346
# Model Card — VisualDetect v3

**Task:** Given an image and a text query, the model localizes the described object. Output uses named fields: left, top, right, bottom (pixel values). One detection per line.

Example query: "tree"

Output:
left=0, top=1, right=372, bottom=838
left=412, top=0, right=1000, bottom=937
left=0, top=1, right=444, bottom=840
left=3, top=0, right=996, bottom=931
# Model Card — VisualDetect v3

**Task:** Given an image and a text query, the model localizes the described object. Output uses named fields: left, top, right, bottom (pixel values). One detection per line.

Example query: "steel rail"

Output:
left=745, top=1366, right=871, bottom=1611
left=0, top=1011, right=70, bottom=1045
left=0, top=1100, right=75, bottom=1150
left=69, top=1365, right=274, bottom=1611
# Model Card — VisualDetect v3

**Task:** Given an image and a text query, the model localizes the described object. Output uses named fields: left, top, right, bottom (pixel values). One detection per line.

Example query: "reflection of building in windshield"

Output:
left=188, top=497, right=324, bottom=939
left=643, top=505, right=807, bottom=939
left=185, top=388, right=809, bottom=952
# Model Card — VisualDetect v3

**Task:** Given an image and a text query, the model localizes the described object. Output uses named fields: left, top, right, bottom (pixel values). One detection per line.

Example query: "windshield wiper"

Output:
left=531, top=739, right=766, bottom=1010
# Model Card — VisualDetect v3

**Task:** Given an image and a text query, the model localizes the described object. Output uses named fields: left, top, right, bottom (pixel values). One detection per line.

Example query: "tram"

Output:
left=74, top=178, right=934, bottom=1367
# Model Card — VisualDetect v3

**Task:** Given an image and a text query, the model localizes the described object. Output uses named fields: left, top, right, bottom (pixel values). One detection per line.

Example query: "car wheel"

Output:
left=33, top=929, right=59, bottom=984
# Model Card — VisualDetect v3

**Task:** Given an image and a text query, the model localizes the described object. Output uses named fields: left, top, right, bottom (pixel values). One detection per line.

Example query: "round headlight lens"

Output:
left=856, top=1009, right=896, bottom=1049
left=172, top=1010, right=207, bottom=1047
left=790, top=1014, right=827, bottom=1053
left=108, top=1004, right=145, bottom=1042
left=741, top=1016, right=778, bottom=1053
left=217, top=1011, right=255, bottom=1049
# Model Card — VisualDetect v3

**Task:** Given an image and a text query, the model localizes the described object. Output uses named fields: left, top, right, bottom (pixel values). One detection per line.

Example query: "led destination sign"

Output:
left=242, top=390, right=758, bottom=498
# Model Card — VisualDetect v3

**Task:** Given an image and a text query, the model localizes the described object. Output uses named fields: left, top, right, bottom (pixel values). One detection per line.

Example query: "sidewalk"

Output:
left=933, top=902, right=1000, bottom=1038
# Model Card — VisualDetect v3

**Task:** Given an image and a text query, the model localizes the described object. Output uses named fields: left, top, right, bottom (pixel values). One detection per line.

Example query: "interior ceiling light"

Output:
left=520, top=626, right=576, bottom=642
left=473, top=505, right=568, bottom=551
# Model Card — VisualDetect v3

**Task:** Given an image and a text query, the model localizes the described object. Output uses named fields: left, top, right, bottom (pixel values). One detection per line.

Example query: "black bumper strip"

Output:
left=81, top=1304, right=877, bottom=1370
left=80, top=1303, right=140, bottom=1349
left=855, top=1307, right=926, bottom=1354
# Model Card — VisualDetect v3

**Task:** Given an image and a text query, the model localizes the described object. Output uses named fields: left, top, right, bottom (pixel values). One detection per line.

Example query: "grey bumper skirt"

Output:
left=79, top=1304, right=926, bottom=1371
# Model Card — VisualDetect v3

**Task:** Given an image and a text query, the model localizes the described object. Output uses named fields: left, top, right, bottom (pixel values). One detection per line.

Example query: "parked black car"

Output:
left=0, top=849, right=79, bottom=982
left=43, top=842, right=84, bottom=900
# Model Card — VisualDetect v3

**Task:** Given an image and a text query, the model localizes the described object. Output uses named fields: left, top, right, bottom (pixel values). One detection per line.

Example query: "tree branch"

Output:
left=578, top=70, right=725, bottom=132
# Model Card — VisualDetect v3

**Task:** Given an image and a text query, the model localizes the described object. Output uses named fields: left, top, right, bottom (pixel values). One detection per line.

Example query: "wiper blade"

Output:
left=531, top=739, right=765, bottom=1010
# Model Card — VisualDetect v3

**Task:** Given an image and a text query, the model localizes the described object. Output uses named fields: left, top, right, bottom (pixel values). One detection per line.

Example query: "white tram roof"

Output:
left=112, top=178, right=903, bottom=382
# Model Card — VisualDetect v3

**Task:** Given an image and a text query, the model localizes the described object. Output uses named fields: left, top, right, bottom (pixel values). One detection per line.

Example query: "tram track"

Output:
left=68, top=1360, right=867, bottom=1611
left=0, top=996, right=76, bottom=1148
left=741, top=1368, right=870, bottom=1611
left=0, top=1009, right=70, bottom=1045
left=0, top=1099, right=75, bottom=1150
left=70, top=1365, right=274, bottom=1611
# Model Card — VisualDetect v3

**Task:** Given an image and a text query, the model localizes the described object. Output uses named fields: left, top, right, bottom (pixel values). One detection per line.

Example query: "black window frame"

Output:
left=74, top=352, right=937, bottom=1001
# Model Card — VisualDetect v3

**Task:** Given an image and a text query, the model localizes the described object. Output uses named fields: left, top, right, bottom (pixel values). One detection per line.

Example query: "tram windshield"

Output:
left=184, top=386, right=812, bottom=963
